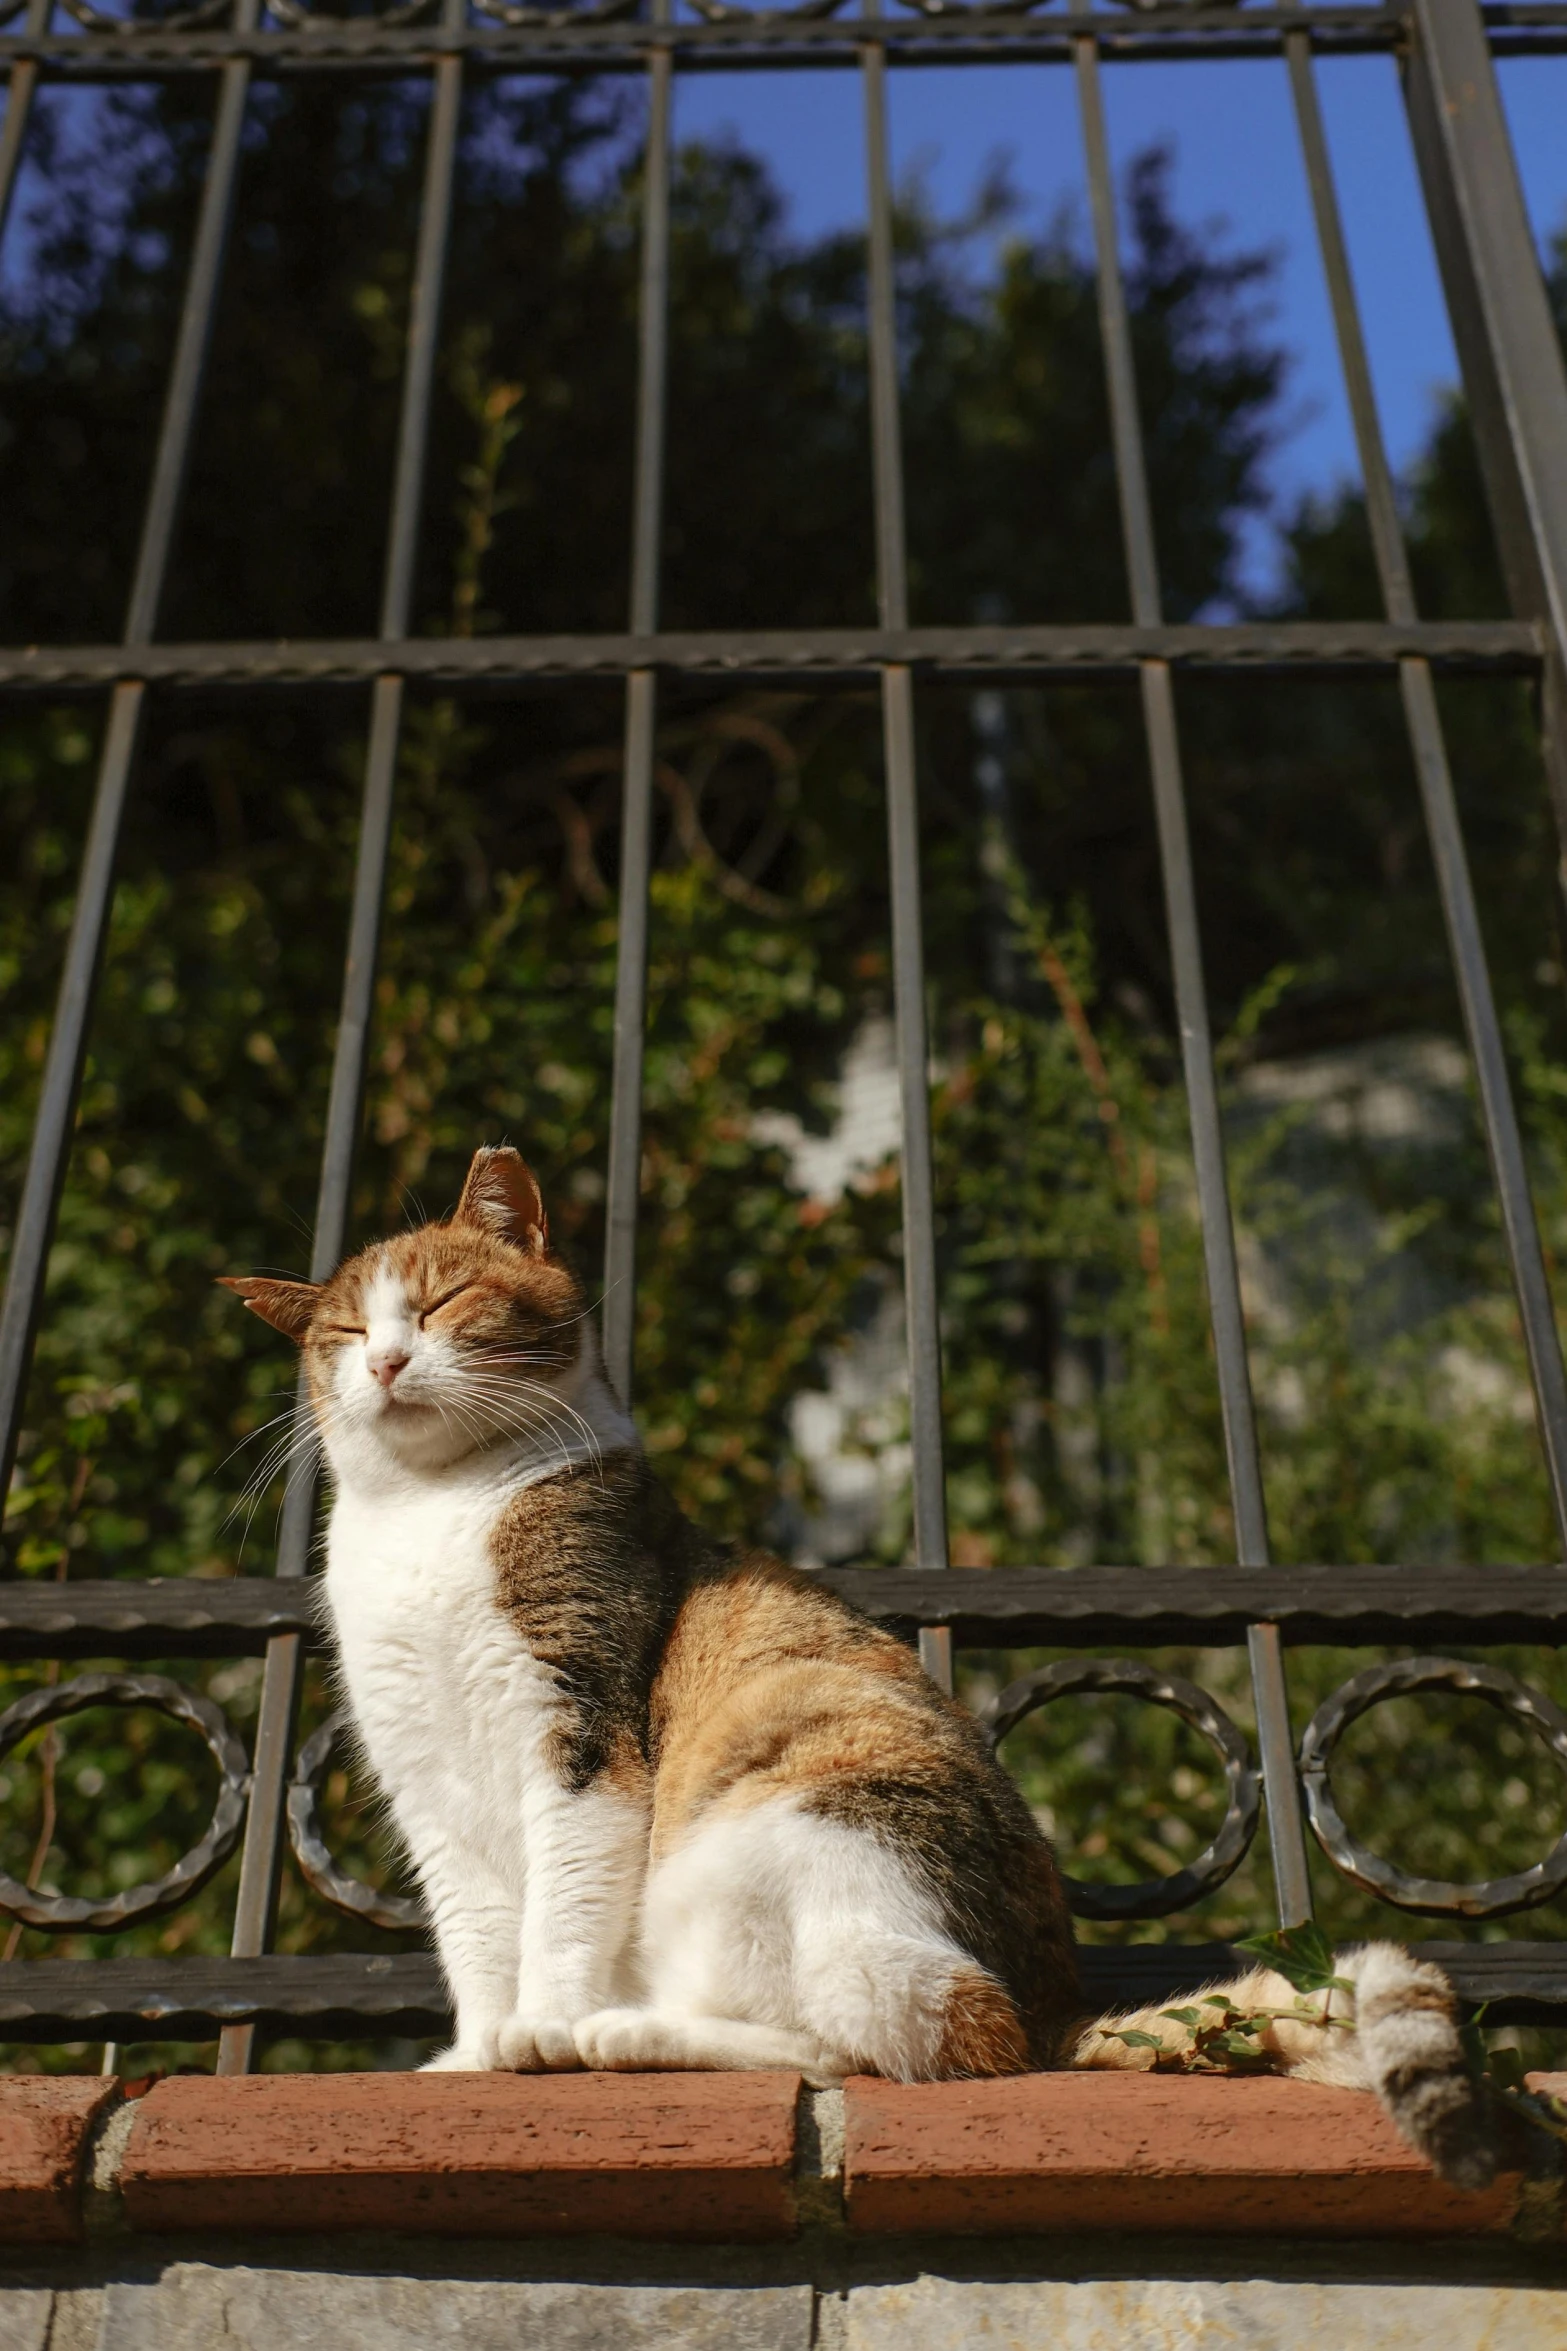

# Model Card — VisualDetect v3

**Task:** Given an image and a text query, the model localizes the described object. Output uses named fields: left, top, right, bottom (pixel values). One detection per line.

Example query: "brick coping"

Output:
left=0, top=2069, right=1560, bottom=2247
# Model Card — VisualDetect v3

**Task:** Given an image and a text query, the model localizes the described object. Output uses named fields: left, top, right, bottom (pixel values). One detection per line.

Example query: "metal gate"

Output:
left=2, top=0, right=1567, bottom=2065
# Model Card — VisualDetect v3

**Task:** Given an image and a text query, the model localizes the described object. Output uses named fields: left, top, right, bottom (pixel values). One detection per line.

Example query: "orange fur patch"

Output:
left=649, top=1560, right=939, bottom=1853
left=935, top=1967, right=1032, bottom=2078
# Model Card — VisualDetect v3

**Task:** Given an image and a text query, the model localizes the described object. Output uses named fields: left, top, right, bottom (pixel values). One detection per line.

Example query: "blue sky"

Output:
left=3, top=40, right=1561, bottom=603
left=676, top=50, right=1567, bottom=596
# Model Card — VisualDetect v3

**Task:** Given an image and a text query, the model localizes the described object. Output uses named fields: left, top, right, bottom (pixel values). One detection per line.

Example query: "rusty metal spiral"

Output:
left=1299, top=1655, right=1567, bottom=1918
left=982, top=1655, right=1260, bottom=1919
left=287, top=1709, right=424, bottom=1931
left=0, top=1672, right=250, bottom=1933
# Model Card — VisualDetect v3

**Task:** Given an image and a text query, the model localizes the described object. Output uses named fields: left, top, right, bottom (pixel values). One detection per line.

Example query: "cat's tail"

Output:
left=1062, top=1941, right=1500, bottom=2189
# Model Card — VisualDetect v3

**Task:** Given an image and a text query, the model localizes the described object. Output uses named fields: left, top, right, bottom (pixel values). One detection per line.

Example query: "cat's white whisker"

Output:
left=449, top=1381, right=605, bottom=1483
left=214, top=1405, right=301, bottom=1478
left=225, top=1415, right=323, bottom=1535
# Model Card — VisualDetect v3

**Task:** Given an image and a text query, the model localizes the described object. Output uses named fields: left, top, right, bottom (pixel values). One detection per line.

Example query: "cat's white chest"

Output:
left=324, top=1478, right=552, bottom=1884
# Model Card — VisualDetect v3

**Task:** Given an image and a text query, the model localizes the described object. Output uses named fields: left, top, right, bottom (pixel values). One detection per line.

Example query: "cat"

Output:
left=223, top=1145, right=1501, bottom=2188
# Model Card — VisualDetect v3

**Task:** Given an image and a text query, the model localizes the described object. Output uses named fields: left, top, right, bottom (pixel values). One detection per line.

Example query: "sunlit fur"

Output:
left=220, top=1148, right=1500, bottom=2179
left=1072, top=1944, right=1496, bottom=2187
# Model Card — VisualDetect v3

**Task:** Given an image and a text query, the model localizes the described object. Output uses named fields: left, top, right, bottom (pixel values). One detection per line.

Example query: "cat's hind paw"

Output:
left=492, top=2012, right=583, bottom=2072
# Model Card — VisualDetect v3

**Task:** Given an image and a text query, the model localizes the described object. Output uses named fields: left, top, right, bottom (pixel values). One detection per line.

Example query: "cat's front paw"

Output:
left=574, top=2007, right=641, bottom=2069
left=421, top=2046, right=489, bottom=2073
left=574, top=2007, right=679, bottom=2069
left=491, top=2011, right=583, bottom=2072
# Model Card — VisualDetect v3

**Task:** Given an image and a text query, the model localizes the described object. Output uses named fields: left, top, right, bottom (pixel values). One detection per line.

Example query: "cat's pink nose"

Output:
left=369, top=1348, right=410, bottom=1390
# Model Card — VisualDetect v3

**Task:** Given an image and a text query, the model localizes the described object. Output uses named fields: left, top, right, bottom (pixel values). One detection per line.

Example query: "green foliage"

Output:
left=1234, top=1923, right=1352, bottom=1996
left=3, top=76, right=1567, bottom=2073
left=1103, top=1984, right=1352, bottom=2075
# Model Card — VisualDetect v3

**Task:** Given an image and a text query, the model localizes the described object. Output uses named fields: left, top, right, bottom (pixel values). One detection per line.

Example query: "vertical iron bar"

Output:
left=1290, top=30, right=1567, bottom=1551
left=1403, top=0, right=1567, bottom=978
left=1072, top=7, right=1312, bottom=1920
left=603, top=0, right=672, bottom=1412
left=218, top=13, right=465, bottom=2072
left=0, top=0, right=49, bottom=245
left=862, top=0, right=951, bottom=1691
left=0, top=1, right=259, bottom=1527
left=1402, top=0, right=1567, bottom=665
left=1284, top=38, right=1414, bottom=620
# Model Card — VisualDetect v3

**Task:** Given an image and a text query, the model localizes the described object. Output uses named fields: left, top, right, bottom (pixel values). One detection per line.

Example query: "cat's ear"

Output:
left=218, top=1275, right=321, bottom=1343
left=454, top=1146, right=549, bottom=1257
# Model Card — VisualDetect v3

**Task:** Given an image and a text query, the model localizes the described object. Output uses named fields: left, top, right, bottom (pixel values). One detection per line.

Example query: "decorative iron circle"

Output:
left=58, top=0, right=239, bottom=31
left=263, top=0, right=439, bottom=25
left=287, top=1710, right=424, bottom=1931
left=1299, top=1655, right=1567, bottom=1918
left=981, top=1657, right=1260, bottom=1919
left=0, top=1672, right=250, bottom=1933
left=468, top=0, right=640, bottom=27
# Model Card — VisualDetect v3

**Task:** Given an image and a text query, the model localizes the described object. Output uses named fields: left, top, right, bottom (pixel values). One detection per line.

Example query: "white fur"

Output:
left=574, top=1800, right=979, bottom=2083
left=320, top=1256, right=644, bottom=2069
left=318, top=1251, right=983, bottom=2080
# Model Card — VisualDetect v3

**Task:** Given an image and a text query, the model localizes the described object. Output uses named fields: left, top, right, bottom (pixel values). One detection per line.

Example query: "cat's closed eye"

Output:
left=324, top=1322, right=367, bottom=1337
left=420, top=1286, right=471, bottom=1324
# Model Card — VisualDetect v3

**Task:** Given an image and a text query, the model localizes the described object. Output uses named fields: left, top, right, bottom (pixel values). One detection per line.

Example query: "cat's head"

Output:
left=221, top=1147, right=595, bottom=1477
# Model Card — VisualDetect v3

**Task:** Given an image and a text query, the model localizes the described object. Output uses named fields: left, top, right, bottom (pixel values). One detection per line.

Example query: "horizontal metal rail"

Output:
left=0, top=621, right=1541, bottom=694
left=827, top=1566, right=1567, bottom=1650
left=4, top=3, right=1567, bottom=76
left=8, top=1568, right=1567, bottom=1657
left=2, top=1941, right=1564, bottom=2043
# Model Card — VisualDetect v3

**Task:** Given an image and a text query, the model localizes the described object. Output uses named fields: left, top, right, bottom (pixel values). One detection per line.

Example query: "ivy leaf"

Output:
left=1107, top=2028, right=1164, bottom=2051
left=1203, top=2029, right=1271, bottom=2065
left=1487, top=2045, right=1527, bottom=2094
left=1459, top=2010, right=1490, bottom=2081
left=1159, top=2007, right=1203, bottom=2030
left=1207, top=2021, right=1263, bottom=2049
left=1235, top=1923, right=1343, bottom=1994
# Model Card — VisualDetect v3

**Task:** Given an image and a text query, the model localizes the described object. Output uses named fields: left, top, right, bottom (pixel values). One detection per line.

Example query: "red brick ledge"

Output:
left=0, top=2068, right=1552, bottom=2244
left=120, top=2070, right=802, bottom=2239
left=0, top=2076, right=120, bottom=2245
left=843, top=2073, right=1533, bottom=2238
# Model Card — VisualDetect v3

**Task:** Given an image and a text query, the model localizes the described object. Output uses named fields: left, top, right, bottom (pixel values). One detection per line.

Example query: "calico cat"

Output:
left=223, top=1145, right=1499, bottom=2187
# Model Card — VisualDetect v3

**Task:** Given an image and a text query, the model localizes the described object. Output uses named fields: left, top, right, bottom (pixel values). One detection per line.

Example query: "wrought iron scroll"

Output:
left=4, top=3, right=1567, bottom=79
left=0, top=1674, right=249, bottom=1932
left=466, top=0, right=641, bottom=24
left=55, top=0, right=235, bottom=27
left=1299, top=1658, right=1567, bottom=1918
left=983, top=1657, right=1260, bottom=1918
left=286, top=1712, right=424, bottom=1932
left=0, top=0, right=1396, bottom=25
